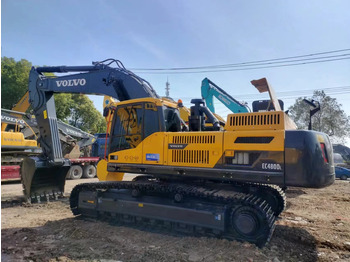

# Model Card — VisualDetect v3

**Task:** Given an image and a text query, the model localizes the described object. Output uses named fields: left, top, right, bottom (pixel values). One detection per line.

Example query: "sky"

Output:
left=2, top=0, right=350, bottom=144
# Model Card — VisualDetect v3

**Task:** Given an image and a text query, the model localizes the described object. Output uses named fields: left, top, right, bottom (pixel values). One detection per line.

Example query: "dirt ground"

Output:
left=1, top=176, right=350, bottom=262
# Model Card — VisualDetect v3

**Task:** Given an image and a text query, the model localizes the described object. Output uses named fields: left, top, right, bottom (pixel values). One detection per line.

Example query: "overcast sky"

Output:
left=2, top=0, right=350, bottom=144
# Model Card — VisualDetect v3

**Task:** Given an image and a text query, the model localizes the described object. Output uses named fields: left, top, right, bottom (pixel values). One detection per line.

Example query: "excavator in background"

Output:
left=1, top=91, right=31, bottom=132
left=2, top=91, right=42, bottom=181
left=1, top=109, right=41, bottom=181
left=22, top=59, right=334, bottom=247
left=201, top=78, right=249, bottom=115
left=1, top=108, right=99, bottom=182
left=201, top=78, right=285, bottom=118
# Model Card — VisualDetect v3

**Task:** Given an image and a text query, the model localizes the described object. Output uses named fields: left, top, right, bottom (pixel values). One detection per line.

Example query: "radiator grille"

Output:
left=172, top=135, right=216, bottom=144
left=226, top=112, right=284, bottom=131
left=172, top=150, right=210, bottom=164
left=230, top=113, right=280, bottom=126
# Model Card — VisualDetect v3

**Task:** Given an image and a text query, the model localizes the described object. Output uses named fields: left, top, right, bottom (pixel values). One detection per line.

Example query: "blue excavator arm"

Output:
left=201, top=78, right=249, bottom=114
left=28, top=60, right=158, bottom=164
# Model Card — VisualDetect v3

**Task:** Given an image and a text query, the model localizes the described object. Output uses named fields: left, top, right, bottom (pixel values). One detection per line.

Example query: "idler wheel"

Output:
left=230, top=205, right=270, bottom=247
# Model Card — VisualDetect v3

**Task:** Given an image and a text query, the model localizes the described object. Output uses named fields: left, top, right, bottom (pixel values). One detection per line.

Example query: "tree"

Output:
left=54, top=93, right=74, bottom=120
left=55, top=94, right=106, bottom=134
left=2, top=57, right=107, bottom=134
left=1, top=57, right=32, bottom=110
left=288, top=90, right=350, bottom=143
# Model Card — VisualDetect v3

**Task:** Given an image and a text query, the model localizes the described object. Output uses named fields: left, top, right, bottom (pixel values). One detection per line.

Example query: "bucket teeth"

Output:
left=45, top=194, right=50, bottom=202
left=29, top=190, right=63, bottom=203
left=53, top=191, right=58, bottom=201
left=36, top=195, right=41, bottom=203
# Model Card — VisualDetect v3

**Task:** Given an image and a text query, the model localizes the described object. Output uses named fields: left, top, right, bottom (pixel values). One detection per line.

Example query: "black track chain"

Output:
left=70, top=181, right=276, bottom=247
left=248, top=183, right=286, bottom=217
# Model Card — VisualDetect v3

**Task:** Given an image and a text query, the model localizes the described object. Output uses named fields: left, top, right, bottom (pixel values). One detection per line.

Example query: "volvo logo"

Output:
left=65, top=128, right=81, bottom=137
left=56, top=79, right=86, bottom=87
left=1, top=115, right=25, bottom=125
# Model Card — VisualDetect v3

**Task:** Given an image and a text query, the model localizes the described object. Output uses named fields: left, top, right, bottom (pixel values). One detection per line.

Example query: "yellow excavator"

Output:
left=22, top=59, right=334, bottom=247
left=1, top=91, right=40, bottom=181
left=1, top=92, right=98, bottom=182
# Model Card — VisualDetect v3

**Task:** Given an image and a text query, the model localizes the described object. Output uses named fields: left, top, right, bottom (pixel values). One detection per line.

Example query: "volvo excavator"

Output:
left=22, top=59, right=335, bottom=247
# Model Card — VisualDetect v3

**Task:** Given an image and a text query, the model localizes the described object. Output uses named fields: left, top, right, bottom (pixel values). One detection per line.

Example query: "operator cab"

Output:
left=109, top=101, right=159, bottom=153
left=108, top=99, right=183, bottom=153
left=107, top=98, right=220, bottom=154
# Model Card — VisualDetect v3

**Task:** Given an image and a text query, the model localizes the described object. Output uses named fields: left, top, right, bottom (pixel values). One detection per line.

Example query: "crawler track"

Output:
left=247, top=183, right=286, bottom=217
left=70, top=181, right=276, bottom=247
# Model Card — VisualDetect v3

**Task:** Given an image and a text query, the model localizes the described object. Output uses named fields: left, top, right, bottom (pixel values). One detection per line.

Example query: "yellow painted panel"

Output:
left=142, top=132, right=165, bottom=165
left=96, top=159, right=125, bottom=181
left=1, top=132, right=37, bottom=147
left=223, top=130, right=285, bottom=152
left=109, top=146, right=143, bottom=164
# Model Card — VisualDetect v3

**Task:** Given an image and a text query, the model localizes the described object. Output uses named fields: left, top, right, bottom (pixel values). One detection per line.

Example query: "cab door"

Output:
left=109, top=103, right=143, bottom=163
left=142, top=102, right=164, bottom=165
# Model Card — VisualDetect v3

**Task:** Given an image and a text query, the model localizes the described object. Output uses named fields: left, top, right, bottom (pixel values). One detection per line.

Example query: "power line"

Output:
left=204, top=54, right=350, bottom=68
left=232, top=86, right=350, bottom=99
left=134, top=57, right=350, bottom=74
left=179, top=86, right=350, bottom=101
left=131, top=48, right=350, bottom=73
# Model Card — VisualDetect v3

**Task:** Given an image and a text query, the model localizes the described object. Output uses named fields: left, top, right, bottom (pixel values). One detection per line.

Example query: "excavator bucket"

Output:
left=21, top=157, right=70, bottom=202
left=251, top=78, right=282, bottom=112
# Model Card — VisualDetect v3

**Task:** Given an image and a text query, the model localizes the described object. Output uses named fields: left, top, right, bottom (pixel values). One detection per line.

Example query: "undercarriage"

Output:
left=70, top=176, right=285, bottom=247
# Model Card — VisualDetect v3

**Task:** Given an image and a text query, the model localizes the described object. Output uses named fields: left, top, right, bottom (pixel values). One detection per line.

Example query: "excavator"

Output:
left=201, top=78, right=250, bottom=114
left=22, top=59, right=335, bottom=247
left=1, top=109, right=41, bottom=181
left=201, top=77, right=284, bottom=116
left=1, top=91, right=31, bottom=132
left=1, top=107, right=98, bottom=181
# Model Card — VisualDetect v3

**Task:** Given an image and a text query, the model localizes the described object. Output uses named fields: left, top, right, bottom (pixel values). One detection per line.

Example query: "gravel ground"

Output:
left=1, top=176, right=350, bottom=262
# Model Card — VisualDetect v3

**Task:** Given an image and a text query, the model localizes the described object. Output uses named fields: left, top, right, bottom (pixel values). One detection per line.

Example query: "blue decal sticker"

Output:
left=146, top=153, right=160, bottom=161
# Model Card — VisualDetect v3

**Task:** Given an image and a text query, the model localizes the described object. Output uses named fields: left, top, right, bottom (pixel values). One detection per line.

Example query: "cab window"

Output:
left=110, top=104, right=143, bottom=152
left=109, top=102, right=161, bottom=153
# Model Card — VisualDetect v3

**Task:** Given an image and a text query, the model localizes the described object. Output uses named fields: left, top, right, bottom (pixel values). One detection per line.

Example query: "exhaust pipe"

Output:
left=21, top=157, right=70, bottom=202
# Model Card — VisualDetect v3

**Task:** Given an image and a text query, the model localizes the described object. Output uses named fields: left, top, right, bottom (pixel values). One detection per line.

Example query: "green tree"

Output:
left=54, top=93, right=74, bottom=120
left=1, top=57, right=32, bottom=110
left=288, top=90, right=350, bottom=143
left=69, top=94, right=106, bottom=133
left=55, top=94, right=106, bottom=134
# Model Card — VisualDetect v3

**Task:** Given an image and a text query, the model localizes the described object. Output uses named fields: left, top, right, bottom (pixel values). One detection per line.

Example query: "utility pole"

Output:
left=165, top=78, right=170, bottom=97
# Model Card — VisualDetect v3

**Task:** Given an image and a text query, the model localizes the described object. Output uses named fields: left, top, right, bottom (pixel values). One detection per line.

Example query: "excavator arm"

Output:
left=28, top=61, right=158, bottom=162
left=201, top=78, right=249, bottom=114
